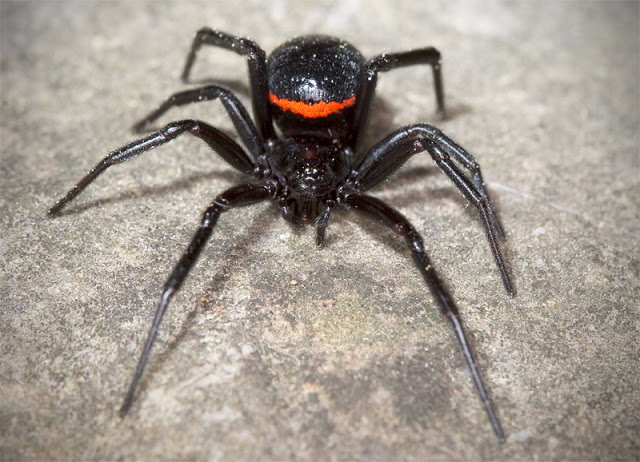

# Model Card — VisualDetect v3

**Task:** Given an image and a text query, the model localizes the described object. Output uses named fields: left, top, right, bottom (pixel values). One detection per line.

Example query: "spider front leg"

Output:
left=357, top=124, right=505, bottom=238
left=352, top=124, right=512, bottom=295
left=49, top=120, right=257, bottom=216
left=181, top=28, right=276, bottom=142
left=342, top=192, right=505, bottom=442
left=132, top=85, right=264, bottom=160
left=119, top=182, right=273, bottom=416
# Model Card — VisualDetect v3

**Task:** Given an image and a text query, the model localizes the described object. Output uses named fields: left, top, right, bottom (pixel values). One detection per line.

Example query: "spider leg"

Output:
left=132, top=85, right=263, bottom=160
left=424, top=141, right=511, bottom=294
left=426, top=129, right=506, bottom=239
left=341, top=192, right=505, bottom=442
left=357, top=124, right=505, bottom=238
left=353, top=48, right=445, bottom=152
left=119, top=182, right=273, bottom=416
left=49, top=120, right=257, bottom=216
left=181, top=28, right=276, bottom=143
left=352, top=124, right=511, bottom=295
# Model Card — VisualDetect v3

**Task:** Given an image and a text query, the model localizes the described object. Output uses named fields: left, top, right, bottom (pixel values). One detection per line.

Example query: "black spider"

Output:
left=49, top=29, right=513, bottom=441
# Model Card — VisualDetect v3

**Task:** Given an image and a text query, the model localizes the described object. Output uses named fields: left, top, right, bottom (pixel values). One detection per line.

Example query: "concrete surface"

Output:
left=1, top=1, right=638, bottom=461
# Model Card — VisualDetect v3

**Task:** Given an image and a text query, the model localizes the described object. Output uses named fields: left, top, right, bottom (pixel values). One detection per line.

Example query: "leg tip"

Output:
left=118, top=399, right=132, bottom=418
left=131, top=120, right=148, bottom=134
left=503, top=277, right=515, bottom=298
left=48, top=203, right=62, bottom=217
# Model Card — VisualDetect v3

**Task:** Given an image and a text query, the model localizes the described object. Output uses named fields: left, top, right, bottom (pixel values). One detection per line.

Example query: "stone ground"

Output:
left=1, top=1, right=638, bottom=461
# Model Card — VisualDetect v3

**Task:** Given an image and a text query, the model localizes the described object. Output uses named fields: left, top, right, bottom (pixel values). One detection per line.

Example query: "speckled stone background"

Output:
left=1, top=1, right=638, bottom=461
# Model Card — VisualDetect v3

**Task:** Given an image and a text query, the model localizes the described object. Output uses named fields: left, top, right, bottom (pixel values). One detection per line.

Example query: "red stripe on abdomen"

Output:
left=269, top=93, right=356, bottom=119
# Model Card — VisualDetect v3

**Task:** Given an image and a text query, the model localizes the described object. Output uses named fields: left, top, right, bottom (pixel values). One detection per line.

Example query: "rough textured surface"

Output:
left=1, top=1, right=638, bottom=461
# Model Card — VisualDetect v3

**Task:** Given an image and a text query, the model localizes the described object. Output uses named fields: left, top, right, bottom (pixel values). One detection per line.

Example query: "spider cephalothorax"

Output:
left=50, top=28, right=513, bottom=442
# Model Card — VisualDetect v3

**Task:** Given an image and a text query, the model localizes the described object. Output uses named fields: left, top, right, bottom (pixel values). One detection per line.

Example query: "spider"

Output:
left=49, top=28, right=513, bottom=442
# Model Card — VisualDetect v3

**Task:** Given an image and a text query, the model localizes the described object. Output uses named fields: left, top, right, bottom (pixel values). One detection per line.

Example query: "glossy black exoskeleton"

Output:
left=49, top=29, right=513, bottom=442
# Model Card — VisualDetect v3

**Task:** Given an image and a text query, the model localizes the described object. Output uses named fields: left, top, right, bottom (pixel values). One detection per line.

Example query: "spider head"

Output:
left=267, top=137, right=351, bottom=223
left=269, top=138, right=351, bottom=195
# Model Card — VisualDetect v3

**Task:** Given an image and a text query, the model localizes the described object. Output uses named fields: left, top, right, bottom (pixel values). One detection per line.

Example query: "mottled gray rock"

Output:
left=1, top=1, right=638, bottom=460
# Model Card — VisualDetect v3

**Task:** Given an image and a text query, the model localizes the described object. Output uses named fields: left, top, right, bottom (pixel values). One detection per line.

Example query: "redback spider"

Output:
left=49, top=28, right=513, bottom=442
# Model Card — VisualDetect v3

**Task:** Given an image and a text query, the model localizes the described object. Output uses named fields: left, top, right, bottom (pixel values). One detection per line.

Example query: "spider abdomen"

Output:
left=267, top=35, right=364, bottom=142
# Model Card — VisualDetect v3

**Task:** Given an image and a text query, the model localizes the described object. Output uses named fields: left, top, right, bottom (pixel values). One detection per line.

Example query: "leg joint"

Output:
left=161, top=121, right=194, bottom=140
left=392, top=222, right=425, bottom=254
